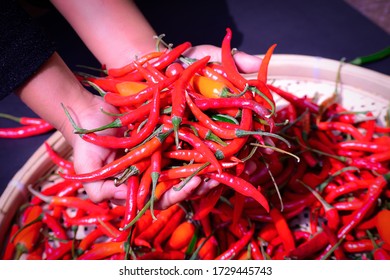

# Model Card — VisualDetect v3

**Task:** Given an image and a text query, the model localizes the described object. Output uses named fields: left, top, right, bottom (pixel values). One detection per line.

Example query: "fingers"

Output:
left=193, top=178, right=220, bottom=196
left=233, top=51, right=262, bottom=73
left=83, top=180, right=127, bottom=203
left=155, top=176, right=202, bottom=210
left=183, top=45, right=262, bottom=74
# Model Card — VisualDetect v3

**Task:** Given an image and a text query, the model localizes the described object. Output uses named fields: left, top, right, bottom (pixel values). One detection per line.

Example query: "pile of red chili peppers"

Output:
left=2, top=28, right=390, bottom=260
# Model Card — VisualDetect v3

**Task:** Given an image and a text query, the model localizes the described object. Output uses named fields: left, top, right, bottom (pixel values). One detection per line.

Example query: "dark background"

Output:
left=1, top=0, right=389, bottom=196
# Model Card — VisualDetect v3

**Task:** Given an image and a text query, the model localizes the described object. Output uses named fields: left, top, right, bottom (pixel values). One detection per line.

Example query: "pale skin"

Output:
left=15, top=0, right=262, bottom=209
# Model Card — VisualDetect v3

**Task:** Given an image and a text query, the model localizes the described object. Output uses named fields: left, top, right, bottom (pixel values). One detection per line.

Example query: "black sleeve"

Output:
left=0, top=0, right=56, bottom=99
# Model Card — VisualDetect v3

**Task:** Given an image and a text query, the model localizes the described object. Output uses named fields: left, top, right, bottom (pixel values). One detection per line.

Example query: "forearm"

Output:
left=51, top=0, right=158, bottom=69
left=15, top=52, right=93, bottom=145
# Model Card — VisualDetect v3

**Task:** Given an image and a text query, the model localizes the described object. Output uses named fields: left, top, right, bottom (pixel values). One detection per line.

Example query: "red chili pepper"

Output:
left=206, top=171, right=269, bottom=212
left=61, top=129, right=172, bottom=182
left=0, top=122, right=54, bottom=138
left=215, top=225, right=254, bottom=260
left=29, top=185, right=109, bottom=215
left=300, top=182, right=340, bottom=231
left=76, top=228, right=104, bottom=256
left=42, top=212, right=68, bottom=240
left=376, top=209, right=390, bottom=246
left=107, top=51, right=163, bottom=77
left=113, top=176, right=139, bottom=242
left=201, top=66, right=239, bottom=93
left=193, top=188, right=224, bottom=223
left=165, top=62, right=185, bottom=77
left=287, top=231, right=328, bottom=259
left=46, top=241, right=73, bottom=260
left=81, top=87, right=160, bottom=149
left=171, top=56, right=210, bottom=148
left=193, top=96, right=274, bottom=129
left=153, top=207, right=186, bottom=251
left=0, top=112, right=47, bottom=125
left=321, top=222, right=346, bottom=259
left=316, top=121, right=366, bottom=141
left=167, top=125, right=223, bottom=174
left=195, top=236, right=219, bottom=260
left=103, top=74, right=177, bottom=107
left=220, top=28, right=248, bottom=91
left=134, top=204, right=180, bottom=247
left=44, top=142, right=74, bottom=172
left=337, top=174, right=388, bottom=239
left=2, top=224, right=19, bottom=259
left=267, top=84, right=319, bottom=114
left=11, top=205, right=43, bottom=259
left=158, top=162, right=236, bottom=183
left=136, top=165, right=154, bottom=211
left=77, top=241, right=125, bottom=260
left=133, top=60, right=165, bottom=83
left=269, top=207, right=295, bottom=253
left=163, top=149, right=206, bottom=163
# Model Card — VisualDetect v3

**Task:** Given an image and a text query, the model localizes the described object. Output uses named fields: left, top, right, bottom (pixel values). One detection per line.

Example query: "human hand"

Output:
left=62, top=94, right=130, bottom=203
left=183, top=44, right=263, bottom=73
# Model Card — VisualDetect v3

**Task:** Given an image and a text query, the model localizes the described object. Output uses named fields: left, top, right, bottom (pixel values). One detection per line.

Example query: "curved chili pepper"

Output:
left=300, top=181, right=340, bottom=231
left=134, top=204, right=180, bottom=247
left=376, top=209, right=390, bottom=246
left=102, top=74, right=177, bottom=108
left=81, top=87, right=160, bottom=149
left=193, top=186, right=224, bottom=220
left=76, top=228, right=104, bottom=256
left=107, top=51, right=163, bottom=77
left=206, top=171, right=269, bottom=212
left=287, top=231, right=328, bottom=259
left=77, top=241, right=125, bottom=260
left=167, top=220, right=196, bottom=250
left=220, top=28, right=248, bottom=91
left=42, top=212, right=68, bottom=240
left=158, top=161, right=236, bottom=182
left=194, top=96, right=274, bottom=128
left=2, top=224, right=19, bottom=259
left=46, top=241, right=73, bottom=260
left=337, top=174, right=388, bottom=239
left=316, top=121, right=365, bottom=141
left=215, top=225, right=254, bottom=260
left=0, top=112, right=48, bottom=125
left=11, top=205, right=43, bottom=259
left=269, top=207, right=295, bottom=253
left=44, top=142, right=74, bottom=172
left=193, top=236, right=218, bottom=260
left=171, top=56, right=210, bottom=148
left=153, top=207, right=186, bottom=251
left=0, top=122, right=54, bottom=138
left=268, top=84, right=319, bottom=114
left=163, top=149, right=205, bottom=163
left=29, top=185, right=109, bottom=215
left=133, top=60, right=165, bottom=83
left=60, top=129, right=172, bottom=182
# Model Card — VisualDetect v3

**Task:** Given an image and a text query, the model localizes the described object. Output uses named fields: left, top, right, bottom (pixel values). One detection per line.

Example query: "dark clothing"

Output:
left=0, top=0, right=55, bottom=99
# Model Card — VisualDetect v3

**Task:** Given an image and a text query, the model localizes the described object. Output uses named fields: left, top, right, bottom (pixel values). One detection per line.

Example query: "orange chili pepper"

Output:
left=192, top=75, right=232, bottom=99
left=116, top=81, right=148, bottom=96
left=12, top=205, right=43, bottom=259
left=167, top=220, right=196, bottom=250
